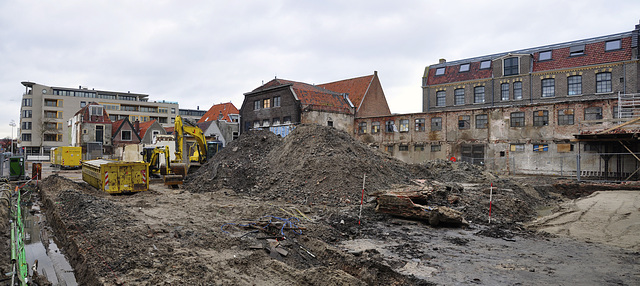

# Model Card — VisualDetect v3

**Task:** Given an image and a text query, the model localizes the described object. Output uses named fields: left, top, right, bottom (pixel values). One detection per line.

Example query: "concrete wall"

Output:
left=301, top=111, right=354, bottom=134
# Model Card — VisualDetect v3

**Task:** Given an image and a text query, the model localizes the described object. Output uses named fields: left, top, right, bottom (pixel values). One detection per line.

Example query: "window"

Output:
left=510, top=144, right=525, bottom=152
left=22, top=98, right=32, bottom=107
left=253, top=120, right=260, bottom=128
left=159, top=117, right=168, bottom=124
left=44, top=122, right=60, bottom=131
left=458, top=115, right=470, bottom=129
left=539, top=51, right=552, bottom=61
left=171, top=108, right=176, bottom=114
left=358, top=122, right=367, bottom=134
left=122, top=130, right=132, bottom=141
left=542, top=78, right=555, bottom=97
left=272, top=118, right=280, bottom=125
left=254, top=100, right=261, bottom=110
left=44, top=111, right=58, bottom=119
left=262, top=119, right=270, bottom=126
left=501, top=83, right=509, bottom=101
left=475, top=114, right=488, bottom=129
left=436, top=91, right=446, bottom=107
left=431, top=144, right=441, bottom=152
left=605, top=39, right=621, bottom=51
left=21, top=133, right=32, bottom=141
left=474, top=86, right=485, bottom=103
left=533, top=144, right=548, bottom=152
left=171, top=117, right=175, bottom=123
left=558, top=109, right=574, bottom=125
left=504, top=57, right=518, bottom=76
left=568, top=75, right=582, bottom=95
left=283, top=116, right=291, bottom=124
left=513, top=81, right=523, bottom=100
left=44, top=99, right=58, bottom=107
left=533, top=110, right=549, bottom=126
left=385, top=145, right=394, bottom=155
left=90, top=105, right=103, bottom=116
left=273, top=96, right=281, bottom=107
left=459, top=63, right=470, bottom=72
left=415, top=118, right=425, bottom=132
left=431, top=117, right=442, bottom=131
left=22, top=110, right=32, bottom=118
left=263, top=98, right=271, bottom=109
left=109, top=115, right=118, bottom=122
left=569, top=44, right=585, bottom=56
left=371, top=121, right=380, bottom=134
left=596, top=72, right=612, bottom=93
left=480, top=60, right=491, bottom=69
left=585, top=107, right=603, bottom=120
left=399, top=119, right=409, bottom=132
left=399, top=145, right=409, bottom=151
left=415, top=145, right=425, bottom=151
left=454, top=88, right=465, bottom=105
left=44, top=134, right=62, bottom=142
left=510, top=112, right=525, bottom=127
left=21, top=121, right=32, bottom=130
left=385, top=120, right=395, bottom=133
left=435, top=67, right=445, bottom=75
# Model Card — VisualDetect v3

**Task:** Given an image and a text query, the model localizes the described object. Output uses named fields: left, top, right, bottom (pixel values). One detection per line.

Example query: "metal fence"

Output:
left=462, top=152, right=640, bottom=182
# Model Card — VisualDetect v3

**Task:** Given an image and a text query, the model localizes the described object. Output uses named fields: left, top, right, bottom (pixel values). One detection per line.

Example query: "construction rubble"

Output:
left=2, top=124, right=638, bottom=285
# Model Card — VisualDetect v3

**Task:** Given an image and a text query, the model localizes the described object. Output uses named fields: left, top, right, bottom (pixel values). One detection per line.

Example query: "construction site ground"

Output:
left=2, top=125, right=640, bottom=285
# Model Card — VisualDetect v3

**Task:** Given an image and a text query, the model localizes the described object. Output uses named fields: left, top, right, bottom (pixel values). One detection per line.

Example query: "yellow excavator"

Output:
left=170, top=115, right=223, bottom=177
left=141, top=145, right=183, bottom=187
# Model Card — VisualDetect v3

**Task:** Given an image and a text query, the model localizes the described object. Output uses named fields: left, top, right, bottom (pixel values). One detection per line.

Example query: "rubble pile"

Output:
left=187, top=124, right=424, bottom=206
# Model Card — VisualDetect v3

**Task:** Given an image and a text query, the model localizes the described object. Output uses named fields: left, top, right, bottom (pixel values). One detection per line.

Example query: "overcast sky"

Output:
left=1, top=0, right=639, bottom=138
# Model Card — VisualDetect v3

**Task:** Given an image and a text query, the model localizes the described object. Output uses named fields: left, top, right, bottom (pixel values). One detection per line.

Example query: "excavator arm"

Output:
left=174, top=115, right=208, bottom=164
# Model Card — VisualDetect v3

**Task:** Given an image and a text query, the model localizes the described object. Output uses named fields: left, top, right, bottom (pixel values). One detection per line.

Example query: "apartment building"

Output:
left=19, top=82, right=179, bottom=155
left=354, top=21, right=640, bottom=180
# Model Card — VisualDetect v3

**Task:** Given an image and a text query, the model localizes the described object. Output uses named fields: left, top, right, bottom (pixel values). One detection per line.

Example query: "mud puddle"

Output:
left=23, top=202, right=77, bottom=285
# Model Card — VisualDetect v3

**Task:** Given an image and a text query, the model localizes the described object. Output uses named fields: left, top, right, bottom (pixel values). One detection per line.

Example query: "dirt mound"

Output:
left=421, top=159, right=495, bottom=183
left=187, top=124, right=423, bottom=206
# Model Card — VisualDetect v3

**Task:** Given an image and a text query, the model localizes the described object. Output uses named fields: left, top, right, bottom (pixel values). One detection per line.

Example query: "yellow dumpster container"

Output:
left=82, top=159, right=149, bottom=194
left=55, top=146, right=82, bottom=169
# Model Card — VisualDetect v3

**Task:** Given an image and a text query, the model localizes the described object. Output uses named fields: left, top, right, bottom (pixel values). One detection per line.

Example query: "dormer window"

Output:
left=539, top=51, right=552, bottom=61
left=605, top=39, right=621, bottom=51
left=479, top=60, right=491, bottom=69
left=503, top=57, right=518, bottom=76
left=435, top=67, right=445, bottom=76
left=459, top=63, right=470, bottom=72
left=570, top=44, right=585, bottom=56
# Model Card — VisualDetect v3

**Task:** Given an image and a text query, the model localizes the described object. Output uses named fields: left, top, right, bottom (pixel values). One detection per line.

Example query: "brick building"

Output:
left=355, top=21, right=640, bottom=179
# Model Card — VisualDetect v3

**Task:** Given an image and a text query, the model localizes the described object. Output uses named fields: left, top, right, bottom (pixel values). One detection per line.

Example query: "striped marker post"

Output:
left=359, top=174, right=366, bottom=225
left=489, top=183, right=493, bottom=224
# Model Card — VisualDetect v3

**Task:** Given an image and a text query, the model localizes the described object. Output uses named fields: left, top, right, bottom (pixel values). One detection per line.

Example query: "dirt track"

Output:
left=5, top=125, right=640, bottom=285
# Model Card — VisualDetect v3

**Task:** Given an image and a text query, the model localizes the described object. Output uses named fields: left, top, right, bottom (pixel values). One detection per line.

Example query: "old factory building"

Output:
left=355, top=21, right=640, bottom=180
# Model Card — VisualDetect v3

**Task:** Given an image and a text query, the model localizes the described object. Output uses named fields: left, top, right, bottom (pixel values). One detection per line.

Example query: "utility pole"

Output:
left=9, top=120, right=15, bottom=155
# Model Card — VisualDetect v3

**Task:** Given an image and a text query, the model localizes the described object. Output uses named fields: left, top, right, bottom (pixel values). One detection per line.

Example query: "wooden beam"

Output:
left=597, top=116, right=640, bottom=135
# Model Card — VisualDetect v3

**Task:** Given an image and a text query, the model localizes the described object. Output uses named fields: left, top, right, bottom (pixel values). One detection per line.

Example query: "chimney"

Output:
left=439, top=58, right=446, bottom=64
left=134, top=120, right=140, bottom=135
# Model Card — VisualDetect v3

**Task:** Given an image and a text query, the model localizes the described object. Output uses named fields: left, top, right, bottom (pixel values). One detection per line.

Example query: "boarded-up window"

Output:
left=557, top=143, right=573, bottom=153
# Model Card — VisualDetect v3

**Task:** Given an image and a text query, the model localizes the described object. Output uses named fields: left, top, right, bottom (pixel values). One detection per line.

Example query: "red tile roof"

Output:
left=254, top=79, right=354, bottom=114
left=111, top=119, right=126, bottom=137
left=197, top=102, right=239, bottom=123
left=319, top=74, right=374, bottom=110
left=532, top=37, right=633, bottom=72
left=137, top=120, right=157, bottom=138
left=427, top=62, right=493, bottom=85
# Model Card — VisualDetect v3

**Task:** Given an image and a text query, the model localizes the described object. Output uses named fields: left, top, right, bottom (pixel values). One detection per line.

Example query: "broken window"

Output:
left=283, top=116, right=291, bottom=124
left=431, top=144, right=441, bottom=152
left=358, top=122, right=367, bottom=134
left=585, top=107, right=603, bottom=121
left=458, top=115, right=470, bottom=130
left=262, top=119, right=270, bottom=127
left=371, top=121, right=380, bottom=134
left=475, top=114, right=488, bottom=129
left=533, top=110, right=549, bottom=126
left=431, top=117, right=442, bottom=131
left=253, top=121, right=260, bottom=128
left=399, top=145, right=409, bottom=151
left=385, top=120, right=395, bottom=133
left=510, top=112, right=525, bottom=127
left=533, top=144, right=548, bottom=152
left=415, top=118, right=425, bottom=132
left=272, top=118, right=280, bottom=125
left=558, top=109, right=574, bottom=125
left=399, top=119, right=409, bottom=132
left=510, top=144, right=525, bottom=152
left=414, top=145, right=425, bottom=151
left=385, top=145, right=394, bottom=155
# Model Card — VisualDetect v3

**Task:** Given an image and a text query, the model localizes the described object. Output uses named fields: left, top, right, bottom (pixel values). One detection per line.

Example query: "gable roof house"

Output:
left=240, top=78, right=356, bottom=136
left=111, top=118, right=142, bottom=147
left=198, top=102, right=240, bottom=123
left=137, top=119, right=167, bottom=145
left=69, top=102, right=113, bottom=156
left=319, top=71, right=392, bottom=118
